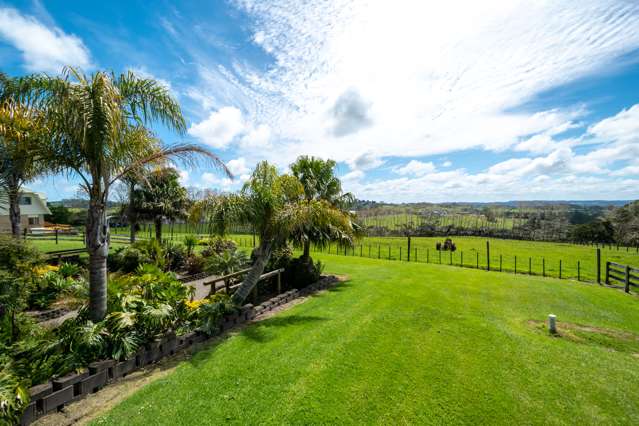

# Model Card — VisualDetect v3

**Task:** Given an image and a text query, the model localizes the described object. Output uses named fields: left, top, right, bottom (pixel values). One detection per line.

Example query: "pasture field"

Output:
left=358, top=212, right=516, bottom=230
left=329, top=235, right=639, bottom=283
left=93, top=254, right=639, bottom=425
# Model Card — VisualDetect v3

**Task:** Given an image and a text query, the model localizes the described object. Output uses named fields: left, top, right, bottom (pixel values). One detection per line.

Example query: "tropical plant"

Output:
left=290, top=155, right=356, bottom=260
left=0, top=72, right=50, bottom=238
left=34, top=67, right=230, bottom=321
left=199, top=161, right=357, bottom=305
left=0, top=366, right=29, bottom=423
left=133, top=167, right=189, bottom=241
left=183, top=235, right=198, bottom=256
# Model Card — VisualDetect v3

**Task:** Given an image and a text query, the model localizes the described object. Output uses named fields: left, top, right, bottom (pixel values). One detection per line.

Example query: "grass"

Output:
left=320, top=235, right=639, bottom=282
left=93, top=254, right=639, bottom=425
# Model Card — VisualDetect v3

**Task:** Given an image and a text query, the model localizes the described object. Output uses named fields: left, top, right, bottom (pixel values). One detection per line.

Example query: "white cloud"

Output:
left=442, top=161, right=452, bottom=168
left=188, top=106, right=245, bottom=148
left=394, top=160, right=436, bottom=176
left=0, top=7, right=91, bottom=73
left=240, top=124, right=272, bottom=148
left=226, top=157, right=250, bottom=176
left=347, top=151, right=384, bottom=171
left=222, top=1, right=639, bottom=170
left=587, top=104, right=639, bottom=143
left=178, top=170, right=189, bottom=185
left=341, top=170, right=364, bottom=182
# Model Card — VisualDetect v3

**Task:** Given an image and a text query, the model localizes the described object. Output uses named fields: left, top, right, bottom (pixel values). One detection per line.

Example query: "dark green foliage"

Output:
left=109, top=240, right=188, bottom=273
left=195, top=294, right=233, bottom=336
left=201, top=237, right=237, bottom=257
left=0, top=236, right=41, bottom=274
left=184, top=255, right=205, bottom=275
left=285, top=256, right=323, bottom=289
left=45, top=203, right=72, bottom=224
left=204, top=250, right=249, bottom=276
left=570, top=220, right=615, bottom=243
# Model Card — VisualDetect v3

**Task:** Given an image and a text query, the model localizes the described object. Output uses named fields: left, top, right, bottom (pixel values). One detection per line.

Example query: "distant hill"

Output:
left=49, top=198, right=120, bottom=209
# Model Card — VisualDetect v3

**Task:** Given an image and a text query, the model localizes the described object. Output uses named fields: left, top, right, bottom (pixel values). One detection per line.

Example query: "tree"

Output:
left=201, top=161, right=357, bottom=305
left=45, top=203, right=71, bottom=224
left=37, top=68, right=229, bottom=321
left=0, top=73, right=49, bottom=238
left=133, top=167, right=189, bottom=241
left=290, top=156, right=355, bottom=259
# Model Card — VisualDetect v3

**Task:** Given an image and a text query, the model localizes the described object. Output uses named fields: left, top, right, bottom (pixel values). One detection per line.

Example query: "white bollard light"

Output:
left=548, top=314, right=557, bottom=334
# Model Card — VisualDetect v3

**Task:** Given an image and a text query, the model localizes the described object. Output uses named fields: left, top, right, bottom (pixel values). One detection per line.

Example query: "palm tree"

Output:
left=203, top=161, right=356, bottom=305
left=0, top=73, right=49, bottom=238
left=134, top=167, right=189, bottom=241
left=290, top=155, right=355, bottom=259
left=37, top=68, right=229, bottom=321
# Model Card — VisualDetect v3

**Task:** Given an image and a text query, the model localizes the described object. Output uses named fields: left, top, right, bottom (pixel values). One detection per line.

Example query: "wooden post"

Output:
left=55, top=228, right=59, bottom=245
left=369, top=245, right=371, bottom=257
left=460, top=251, right=463, bottom=267
left=378, top=244, right=381, bottom=259
left=388, top=245, right=391, bottom=260
left=577, top=261, right=580, bottom=281
left=439, top=249, right=442, bottom=264
left=499, top=255, right=502, bottom=272
left=625, top=265, right=631, bottom=293
left=476, top=252, right=479, bottom=269
left=514, top=256, right=517, bottom=274
left=529, top=257, right=531, bottom=275
left=360, top=245, right=363, bottom=257
left=605, top=261, right=610, bottom=284
left=596, top=248, right=601, bottom=285
left=486, top=240, right=490, bottom=271
left=427, top=248, right=430, bottom=263
left=542, top=258, right=545, bottom=277
left=414, top=248, right=417, bottom=262
left=407, top=236, right=411, bottom=262
left=400, top=246, right=402, bottom=261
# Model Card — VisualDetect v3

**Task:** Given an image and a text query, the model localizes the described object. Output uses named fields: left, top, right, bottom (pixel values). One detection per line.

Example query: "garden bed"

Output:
left=21, top=276, right=338, bottom=425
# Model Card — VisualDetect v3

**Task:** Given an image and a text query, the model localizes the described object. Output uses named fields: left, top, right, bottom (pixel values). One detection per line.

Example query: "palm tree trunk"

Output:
left=231, top=240, right=272, bottom=305
left=154, top=216, right=162, bottom=241
left=127, top=180, right=136, bottom=243
left=8, top=187, right=21, bottom=239
left=86, top=195, right=109, bottom=321
left=303, top=240, right=311, bottom=260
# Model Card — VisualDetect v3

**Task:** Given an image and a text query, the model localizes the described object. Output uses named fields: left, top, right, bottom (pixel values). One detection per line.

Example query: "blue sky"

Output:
left=1, top=0, right=639, bottom=203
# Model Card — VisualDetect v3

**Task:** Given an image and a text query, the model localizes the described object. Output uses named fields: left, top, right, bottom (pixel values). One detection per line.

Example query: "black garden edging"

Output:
left=19, top=275, right=338, bottom=426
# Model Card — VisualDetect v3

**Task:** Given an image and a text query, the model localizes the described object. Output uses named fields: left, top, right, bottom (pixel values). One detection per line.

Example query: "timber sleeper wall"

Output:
left=19, top=276, right=338, bottom=425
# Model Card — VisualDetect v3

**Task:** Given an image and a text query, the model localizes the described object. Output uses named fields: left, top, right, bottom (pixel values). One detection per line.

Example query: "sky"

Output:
left=1, top=0, right=639, bottom=203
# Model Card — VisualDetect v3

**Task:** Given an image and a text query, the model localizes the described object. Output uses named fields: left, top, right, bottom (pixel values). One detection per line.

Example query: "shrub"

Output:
left=164, top=241, right=187, bottom=271
left=0, top=236, right=41, bottom=274
left=183, top=235, right=198, bottom=256
left=205, top=250, right=249, bottom=276
left=201, top=237, right=237, bottom=258
left=57, top=262, right=82, bottom=278
left=108, top=247, right=151, bottom=273
left=184, top=255, right=206, bottom=275
left=195, top=293, right=233, bottom=336
left=285, top=256, right=323, bottom=289
left=0, top=366, right=29, bottom=423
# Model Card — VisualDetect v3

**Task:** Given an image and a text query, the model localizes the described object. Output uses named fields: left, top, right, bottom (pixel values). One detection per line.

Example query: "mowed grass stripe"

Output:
left=93, top=255, right=639, bottom=425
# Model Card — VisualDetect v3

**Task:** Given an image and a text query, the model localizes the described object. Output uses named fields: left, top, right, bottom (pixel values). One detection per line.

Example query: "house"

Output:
left=0, top=188, right=52, bottom=233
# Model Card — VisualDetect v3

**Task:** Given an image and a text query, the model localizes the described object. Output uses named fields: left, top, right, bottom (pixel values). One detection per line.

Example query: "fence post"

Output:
left=596, top=249, right=601, bottom=284
left=577, top=261, right=580, bottom=281
left=499, top=255, right=502, bottom=272
left=605, top=261, right=610, bottom=284
left=514, top=256, right=517, bottom=274
left=486, top=241, right=490, bottom=271
left=542, top=258, right=545, bottom=277
left=378, top=244, right=381, bottom=259
left=559, top=260, right=562, bottom=279
left=407, top=236, right=411, bottom=262
left=369, top=245, right=371, bottom=257
left=55, top=228, right=59, bottom=244
left=476, top=252, right=479, bottom=269
left=400, top=246, right=402, bottom=261
left=460, top=251, right=463, bottom=267
left=427, top=248, right=430, bottom=263
left=439, top=249, right=442, bottom=264
left=414, top=248, right=417, bottom=262
left=360, top=245, right=363, bottom=257
left=529, top=257, right=531, bottom=275
left=625, top=265, right=631, bottom=293
left=388, top=245, right=391, bottom=260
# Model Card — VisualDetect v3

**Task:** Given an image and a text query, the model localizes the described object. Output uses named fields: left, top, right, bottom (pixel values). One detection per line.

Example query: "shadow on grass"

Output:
left=241, top=315, right=328, bottom=342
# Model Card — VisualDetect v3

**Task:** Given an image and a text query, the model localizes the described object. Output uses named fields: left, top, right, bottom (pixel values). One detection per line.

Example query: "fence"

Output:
left=300, top=239, right=639, bottom=291
left=605, top=262, right=639, bottom=293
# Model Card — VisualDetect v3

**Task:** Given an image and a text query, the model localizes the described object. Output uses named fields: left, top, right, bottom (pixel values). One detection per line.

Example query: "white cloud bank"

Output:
left=0, top=7, right=91, bottom=73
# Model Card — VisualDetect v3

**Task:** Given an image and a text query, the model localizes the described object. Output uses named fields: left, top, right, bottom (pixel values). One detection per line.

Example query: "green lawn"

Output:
left=93, top=254, right=639, bottom=425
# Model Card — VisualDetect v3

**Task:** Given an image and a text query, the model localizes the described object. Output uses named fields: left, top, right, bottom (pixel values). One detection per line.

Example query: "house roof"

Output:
left=0, top=187, right=52, bottom=216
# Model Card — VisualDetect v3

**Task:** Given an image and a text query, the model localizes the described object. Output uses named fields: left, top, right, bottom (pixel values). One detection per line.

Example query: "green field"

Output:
left=359, top=212, right=517, bottom=230
left=315, top=235, right=639, bottom=283
left=93, top=254, right=639, bottom=425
